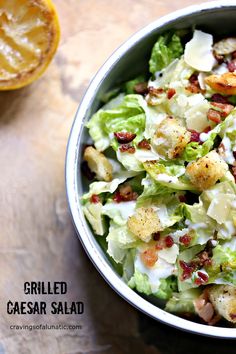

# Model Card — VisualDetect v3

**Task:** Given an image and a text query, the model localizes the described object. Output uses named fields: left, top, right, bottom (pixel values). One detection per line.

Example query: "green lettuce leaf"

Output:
left=87, top=94, right=146, bottom=152
left=128, top=270, right=177, bottom=300
left=102, top=200, right=136, bottom=226
left=123, top=75, right=146, bottom=94
left=82, top=170, right=138, bottom=199
left=106, top=222, right=140, bottom=263
left=165, top=288, right=201, bottom=314
left=82, top=202, right=105, bottom=236
left=149, top=34, right=183, bottom=75
left=143, top=161, right=196, bottom=191
left=183, top=202, right=216, bottom=245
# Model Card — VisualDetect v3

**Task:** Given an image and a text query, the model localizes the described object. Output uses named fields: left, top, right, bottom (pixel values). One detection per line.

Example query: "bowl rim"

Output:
left=66, top=0, right=236, bottom=338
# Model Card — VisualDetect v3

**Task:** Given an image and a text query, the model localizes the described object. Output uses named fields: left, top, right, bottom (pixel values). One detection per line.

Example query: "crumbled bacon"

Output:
left=227, top=60, right=236, bottom=72
left=141, top=247, right=158, bottom=268
left=232, top=51, right=236, bottom=59
left=134, top=82, right=148, bottom=95
left=114, top=132, right=136, bottom=144
left=188, top=129, right=200, bottom=142
left=90, top=194, right=100, bottom=204
left=119, top=144, right=135, bottom=154
left=179, top=234, right=192, bottom=246
left=167, top=88, right=176, bottom=99
left=207, top=108, right=221, bottom=123
left=211, top=93, right=230, bottom=104
left=194, top=271, right=209, bottom=285
left=196, top=251, right=211, bottom=267
left=178, top=195, right=187, bottom=203
left=148, top=87, right=164, bottom=96
left=113, top=184, right=138, bottom=203
left=231, top=166, right=236, bottom=182
left=203, top=126, right=212, bottom=133
left=186, top=73, right=203, bottom=94
left=165, top=236, right=174, bottom=248
left=211, top=102, right=234, bottom=117
left=189, top=73, right=199, bottom=84
left=179, top=260, right=196, bottom=280
left=213, top=50, right=225, bottom=64
left=138, top=139, right=151, bottom=150
left=153, top=232, right=160, bottom=241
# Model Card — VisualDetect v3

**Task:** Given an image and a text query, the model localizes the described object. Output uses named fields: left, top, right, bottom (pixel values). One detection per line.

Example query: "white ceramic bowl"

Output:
left=66, top=1, right=236, bottom=338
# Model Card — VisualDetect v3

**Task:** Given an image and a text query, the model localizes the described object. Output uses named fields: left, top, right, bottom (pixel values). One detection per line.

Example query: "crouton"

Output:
left=186, top=150, right=228, bottom=191
left=127, top=207, right=162, bottom=242
left=153, top=117, right=191, bottom=159
left=205, top=72, right=236, bottom=95
left=83, top=146, right=112, bottom=182
left=209, top=285, right=236, bottom=323
left=213, top=37, right=236, bottom=55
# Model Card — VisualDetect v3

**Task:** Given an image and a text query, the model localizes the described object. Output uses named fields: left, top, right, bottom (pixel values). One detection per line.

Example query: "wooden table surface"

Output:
left=0, top=1, right=235, bottom=353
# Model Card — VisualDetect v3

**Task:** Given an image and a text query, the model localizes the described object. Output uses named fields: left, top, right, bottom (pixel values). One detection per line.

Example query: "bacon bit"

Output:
left=81, top=161, right=95, bottom=180
left=119, top=144, right=135, bottom=154
left=213, top=50, right=225, bottom=64
left=179, top=234, right=192, bottom=246
left=227, top=60, right=236, bottom=72
left=232, top=51, right=236, bottom=59
left=153, top=232, right=160, bottom=241
left=186, top=73, right=203, bottom=94
left=194, top=271, right=209, bottom=285
left=178, top=195, right=187, bottom=203
left=167, top=88, right=176, bottom=99
left=148, top=87, right=164, bottom=96
left=140, top=247, right=158, bottom=268
left=179, top=260, right=196, bottom=280
left=114, top=132, right=136, bottom=144
left=231, top=166, right=236, bottom=182
left=203, top=126, right=212, bottom=133
left=113, top=191, right=122, bottom=203
left=211, top=93, right=230, bottom=104
left=188, top=129, right=200, bottom=142
left=211, top=102, right=234, bottom=117
left=207, top=108, right=221, bottom=123
left=230, top=313, right=236, bottom=320
left=113, top=184, right=138, bottom=203
left=90, top=194, right=100, bottom=204
left=165, top=235, right=174, bottom=248
left=196, top=251, right=211, bottom=267
left=189, top=73, right=199, bottom=84
left=138, top=139, right=151, bottom=150
left=134, top=82, right=148, bottom=95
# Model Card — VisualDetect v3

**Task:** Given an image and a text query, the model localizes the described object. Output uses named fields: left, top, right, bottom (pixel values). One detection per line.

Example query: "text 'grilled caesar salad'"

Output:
left=81, top=30, right=236, bottom=325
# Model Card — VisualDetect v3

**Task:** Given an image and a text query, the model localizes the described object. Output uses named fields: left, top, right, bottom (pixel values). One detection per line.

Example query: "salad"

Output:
left=81, top=30, right=236, bottom=325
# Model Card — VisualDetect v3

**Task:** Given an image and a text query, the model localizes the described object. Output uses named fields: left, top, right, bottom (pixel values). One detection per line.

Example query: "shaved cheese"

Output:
left=184, top=30, right=216, bottom=72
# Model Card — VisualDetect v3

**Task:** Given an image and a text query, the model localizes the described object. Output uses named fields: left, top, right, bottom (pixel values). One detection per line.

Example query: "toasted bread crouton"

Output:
left=205, top=72, right=236, bottom=95
left=186, top=150, right=228, bottom=191
left=209, top=285, right=236, bottom=323
left=213, top=37, right=236, bottom=55
left=153, top=117, right=191, bottom=159
left=84, top=146, right=112, bottom=182
left=127, top=207, right=162, bottom=242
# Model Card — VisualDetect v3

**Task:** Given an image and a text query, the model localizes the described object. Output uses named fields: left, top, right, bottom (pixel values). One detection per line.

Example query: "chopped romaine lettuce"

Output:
left=149, top=34, right=183, bottom=74
left=82, top=202, right=105, bottom=236
left=165, top=288, right=201, bottom=314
